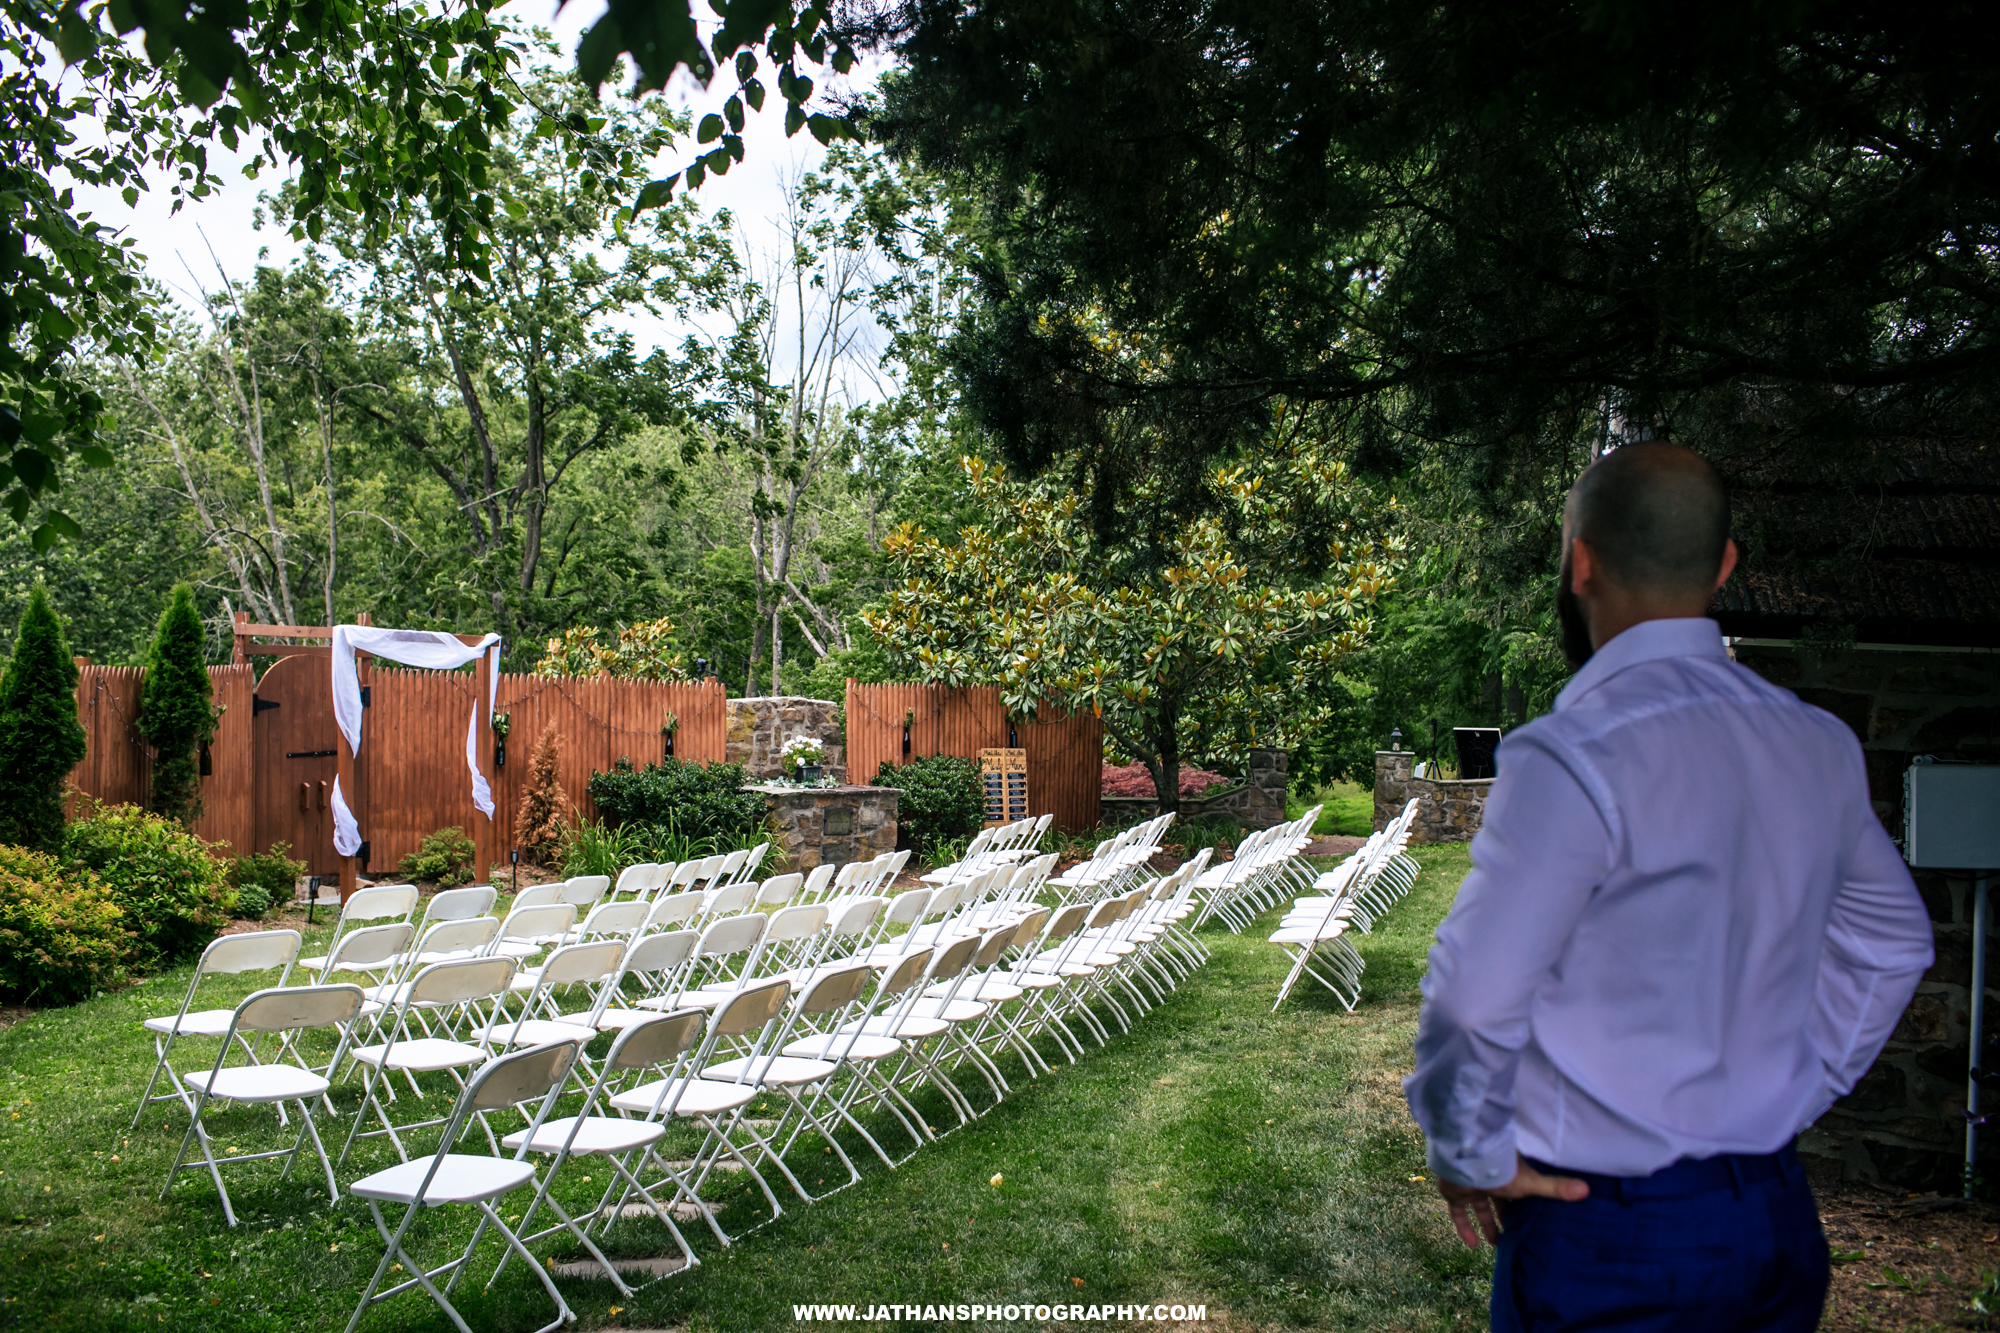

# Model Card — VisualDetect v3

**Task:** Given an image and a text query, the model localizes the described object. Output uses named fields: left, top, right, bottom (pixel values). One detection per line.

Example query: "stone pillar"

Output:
left=1243, top=747, right=1289, bottom=829
left=755, top=784, right=899, bottom=870
left=1374, top=750, right=1413, bottom=831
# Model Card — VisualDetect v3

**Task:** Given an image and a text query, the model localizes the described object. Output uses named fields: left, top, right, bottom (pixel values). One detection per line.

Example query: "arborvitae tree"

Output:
left=136, top=585, right=217, bottom=826
left=515, top=723, right=569, bottom=864
left=0, top=588, right=87, bottom=853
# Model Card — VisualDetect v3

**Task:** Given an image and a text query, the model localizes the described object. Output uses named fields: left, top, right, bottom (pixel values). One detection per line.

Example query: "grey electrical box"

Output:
left=1904, top=761, right=2000, bottom=868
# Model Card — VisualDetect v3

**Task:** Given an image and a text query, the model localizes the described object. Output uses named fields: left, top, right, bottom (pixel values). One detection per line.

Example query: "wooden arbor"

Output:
left=233, top=614, right=497, bottom=894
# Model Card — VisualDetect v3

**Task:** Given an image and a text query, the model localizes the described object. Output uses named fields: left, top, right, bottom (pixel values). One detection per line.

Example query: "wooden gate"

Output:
left=251, top=653, right=342, bottom=875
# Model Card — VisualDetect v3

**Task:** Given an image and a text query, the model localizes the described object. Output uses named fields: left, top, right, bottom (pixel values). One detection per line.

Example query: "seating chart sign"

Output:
left=979, top=748, right=1029, bottom=827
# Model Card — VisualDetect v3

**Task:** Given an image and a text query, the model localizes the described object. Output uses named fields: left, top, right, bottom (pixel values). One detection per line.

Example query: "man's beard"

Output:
left=1558, top=565, right=1594, bottom=672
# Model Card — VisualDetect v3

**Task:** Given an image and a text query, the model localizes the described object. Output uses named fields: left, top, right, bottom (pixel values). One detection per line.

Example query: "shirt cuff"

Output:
left=1427, top=1137, right=1519, bottom=1191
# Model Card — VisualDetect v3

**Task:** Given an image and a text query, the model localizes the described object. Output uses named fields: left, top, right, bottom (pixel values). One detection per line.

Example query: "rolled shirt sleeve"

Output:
left=1404, top=740, right=1614, bottom=1189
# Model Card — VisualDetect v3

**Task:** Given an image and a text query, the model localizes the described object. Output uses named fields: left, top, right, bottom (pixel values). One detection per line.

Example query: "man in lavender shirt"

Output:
left=1404, top=443, right=1934, bottom=1331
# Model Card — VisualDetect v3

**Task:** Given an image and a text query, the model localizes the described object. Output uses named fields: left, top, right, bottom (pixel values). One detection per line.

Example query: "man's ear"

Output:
left=1569, top=537, right=1597, bottom=595
left=1713, top=538, right=1739, bottom=592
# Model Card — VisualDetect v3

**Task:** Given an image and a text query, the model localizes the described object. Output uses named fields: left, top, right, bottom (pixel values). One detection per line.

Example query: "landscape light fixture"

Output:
left=1389, top=727, right=1403, bottom=752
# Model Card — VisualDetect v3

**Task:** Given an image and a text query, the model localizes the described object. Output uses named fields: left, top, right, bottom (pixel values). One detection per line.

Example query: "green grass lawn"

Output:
left=0, top=845, right=1479, bottom=1332
left=1289, top=783, right=1376, bottom=839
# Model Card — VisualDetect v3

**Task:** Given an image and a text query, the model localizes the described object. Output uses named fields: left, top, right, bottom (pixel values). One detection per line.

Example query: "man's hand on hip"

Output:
left=1436, top=1155, right=1589, bottom=1249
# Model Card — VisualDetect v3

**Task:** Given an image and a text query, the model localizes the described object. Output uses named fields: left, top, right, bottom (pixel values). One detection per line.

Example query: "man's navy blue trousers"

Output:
left=1491, top=1144, right=1829, bottom=1332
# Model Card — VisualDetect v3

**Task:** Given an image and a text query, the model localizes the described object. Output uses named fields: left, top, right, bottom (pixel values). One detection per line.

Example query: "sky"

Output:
left=64, top=0, right=886, bottom=350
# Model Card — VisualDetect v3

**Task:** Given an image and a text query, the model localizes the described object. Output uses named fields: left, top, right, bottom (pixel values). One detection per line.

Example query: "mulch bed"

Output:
left=1818, top=1178, right=2000, bottom=1329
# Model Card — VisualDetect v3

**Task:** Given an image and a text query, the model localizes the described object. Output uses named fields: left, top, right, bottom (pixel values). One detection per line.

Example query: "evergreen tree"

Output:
left=0, top=589, right=87, bottom=853
left=515, top=723, right=570, bottom=864
left=136, top=585, right=216, bottom=827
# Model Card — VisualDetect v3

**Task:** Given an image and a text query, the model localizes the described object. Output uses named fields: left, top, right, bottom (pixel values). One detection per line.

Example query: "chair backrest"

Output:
left=1030, top=813, right=1053, bottom=844
left=496, top=903, right=576, bottom=944
left=645, top=861, right=678, bottom=892
left=536, top=939, right=627, bottom=988
left=876, top=947, right=934, bottom=998
left=322, top=921, right=414, bottom=973
left=739, top=843, right=770, bottom=879
left=696, top=912, right=767, bottom=958
left=197, top=928, right=302, bottom=977
left=236, top=983, right=365, bottom=1033
left=692, top=853, right=727, bottom=886
left=832, top=861, right=866, bottom=890
left=755, top=873, right=803, bottom=907
left=971, top=924, right=1015, bottom=970
left=763, top=904, right=827, bottom=945
left=415, top=916, right=500, bottom=958
left=963, top=827, right=994, bottom=858
left=407, top=955, right=516, bottom=1007
left=623, top=928, right=700, bottom=976
left=466, top=1039, right=578, bottom=1113
left=579, top=900, right=650, bottom=939
left=715, top=848, right=750, bottom=882
left=1008, top=906, right=1051, bottom=951
left=702, top=880, right=755, bottom=918
left=887, top=849, right=912, bottom=877
left=510, top=883, right=565, bottom=909
left=608, top=1008, right=706, bottom=1071
left=614, top=863, right=655, bottom=897
left=799, top=863, right=838, bottom=900
left=1042, top=902, right=1091, bottom=944
left=1086, top=898, right=1124, bottom=930
left=826, top=896, right=885, bottom=938
left=795, top=962, right=871, bottom=1016
left=667, top=860, right=704, bottom=892
left=345, top=883, right=419, bottom=923
left=711, top=978, right=790, bottom=1038
left=927, top=931, right=982, bottom=983
left=881, top=887, right=931, bottom=928
left=561, top=874, right=611, bottom=907
left=646, top=891, right=704, bottom=929
left=422, top=885, right=497, bottom=926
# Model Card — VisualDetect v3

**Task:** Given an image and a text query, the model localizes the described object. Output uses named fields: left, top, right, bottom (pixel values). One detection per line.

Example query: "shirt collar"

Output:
left=1554, top=617, right=1728, bottom=712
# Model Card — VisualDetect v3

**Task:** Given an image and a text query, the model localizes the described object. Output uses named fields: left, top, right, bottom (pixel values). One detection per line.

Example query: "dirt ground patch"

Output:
left=1819, top=1179, right=2000, bottom=1329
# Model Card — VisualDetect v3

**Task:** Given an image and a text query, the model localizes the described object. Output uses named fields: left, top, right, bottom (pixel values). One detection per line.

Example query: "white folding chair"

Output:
left=299, top=884, right=419, bottom=977
left=343, top=1040, right=582, bottom=1333
left=133, top=929, right=301, bottom=1128
left=159, top=983, right=366, bottom=1227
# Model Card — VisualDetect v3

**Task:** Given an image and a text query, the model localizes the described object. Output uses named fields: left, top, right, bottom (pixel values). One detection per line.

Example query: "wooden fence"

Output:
left=70, top=658, right=726, bottom=874
left=844, top=681, right=1103, bottom=832
left=72, top=664, right=257, bottom=853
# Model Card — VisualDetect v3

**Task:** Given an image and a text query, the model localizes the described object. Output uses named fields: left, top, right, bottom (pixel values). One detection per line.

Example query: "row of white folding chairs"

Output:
left=1267, top=805, right=1421, bottom=1011
left=144, top=851, right=1216, bottom=1322
left=918, top=814, right=1054, bottom=883
left=609, top=842, right=771, bottom=902
left=1047, top=813, right=1178, bottom=898
left=1185, top=807, right=1325, bottom=933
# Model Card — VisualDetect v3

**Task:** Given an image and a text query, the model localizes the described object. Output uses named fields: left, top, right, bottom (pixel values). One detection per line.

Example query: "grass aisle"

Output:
left=0, top=844, right=1480, bottom=1332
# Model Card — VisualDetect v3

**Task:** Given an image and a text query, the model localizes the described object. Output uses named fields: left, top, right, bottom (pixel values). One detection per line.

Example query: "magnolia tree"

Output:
left=863, top=453, right=1398, bottom=813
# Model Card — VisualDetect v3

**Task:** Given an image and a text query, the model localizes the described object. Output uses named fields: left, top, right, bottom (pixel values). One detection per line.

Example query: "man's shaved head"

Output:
left=1566, top=443, right=1731, bottom=597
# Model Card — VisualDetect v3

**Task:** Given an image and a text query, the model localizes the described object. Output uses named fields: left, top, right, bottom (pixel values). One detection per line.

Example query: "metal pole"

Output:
left=1968, top=872, right=1990, bottom=1198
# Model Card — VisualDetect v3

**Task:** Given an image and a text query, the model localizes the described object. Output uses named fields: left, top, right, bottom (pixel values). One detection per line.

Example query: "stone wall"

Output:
left=755, top=784, right=898, bottom=870
left=726, top=696, right=846, bottom=781
left=1373, top=750, right=1493, bottom=842
left=1734, top=642, right=2000, bottom=1190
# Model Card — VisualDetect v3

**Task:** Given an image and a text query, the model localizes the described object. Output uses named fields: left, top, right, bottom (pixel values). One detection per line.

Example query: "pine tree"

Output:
left=136, top=584, right=217, bottom=827
left=515, top=722, right=570, bottom=864
left=0, top=588, right=87, bottom=853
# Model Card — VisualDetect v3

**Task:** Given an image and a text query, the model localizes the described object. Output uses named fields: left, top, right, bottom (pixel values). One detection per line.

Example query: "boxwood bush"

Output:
left=872, top=755, right=985, bottom=862
left=586, top=758, right=768, bottom=842
left=0, top=844, right=128, bottom=1004
left=63, top=802, right=228, bottom=969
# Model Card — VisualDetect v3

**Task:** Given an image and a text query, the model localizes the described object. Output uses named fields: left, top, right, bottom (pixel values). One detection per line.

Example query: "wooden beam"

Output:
left=473, top=645, right=495, bottom=884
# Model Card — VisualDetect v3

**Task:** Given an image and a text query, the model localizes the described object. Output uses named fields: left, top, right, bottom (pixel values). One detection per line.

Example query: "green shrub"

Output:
left=586, top=758, right=767, bottom=842
left=0, top=844, right=128, bottom=1005
left=559, top=817, right=646, bottom=879
left=400, top=826, right=477, bottom=887
left=137, top=584, right=218, bottom=826
left=227, top=841, right=304, bottom=919
left=872, top=754, right=985, bottom=862
left=0, top=588, right=86, bottom=854
left=61, top=802, right=227, bottom=969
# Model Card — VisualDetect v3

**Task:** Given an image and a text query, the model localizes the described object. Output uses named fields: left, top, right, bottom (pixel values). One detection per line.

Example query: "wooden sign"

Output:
left=979, top=748, right=1029, bottom=827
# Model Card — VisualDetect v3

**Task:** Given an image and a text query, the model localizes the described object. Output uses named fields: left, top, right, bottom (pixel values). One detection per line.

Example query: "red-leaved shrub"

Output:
left=1100, top=762, right=1231, bottom=798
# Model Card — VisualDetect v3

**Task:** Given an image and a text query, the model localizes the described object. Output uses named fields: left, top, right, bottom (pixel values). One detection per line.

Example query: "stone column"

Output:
left=1374, top=750, right=1413, bottom=831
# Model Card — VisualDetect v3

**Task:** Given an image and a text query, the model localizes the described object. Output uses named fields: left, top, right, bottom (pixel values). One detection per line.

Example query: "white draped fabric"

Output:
left=327, top=627, right=503, bottom=857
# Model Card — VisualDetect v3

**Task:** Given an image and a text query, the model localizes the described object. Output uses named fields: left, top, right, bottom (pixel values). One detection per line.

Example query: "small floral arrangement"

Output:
left=781, top=736, right=825, bottom=770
